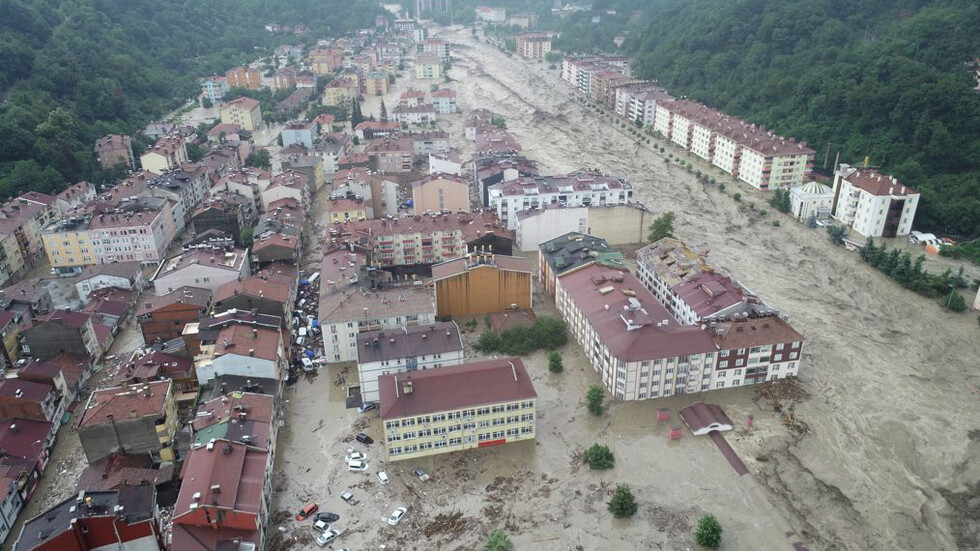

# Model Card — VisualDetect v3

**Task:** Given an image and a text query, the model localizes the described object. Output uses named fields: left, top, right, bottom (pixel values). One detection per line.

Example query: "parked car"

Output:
left=377, top=471, right=390, bottom=484
left=388, top=506, right=408, bottom=526
left=347, top=460, right=368, bottom=472
left=313, top=519, right=330, bottom=531
left=355, top=433, right=374, bottom=445
left=314, top=512, right=340, bottom=523
left=357, top=402, right=377, bottom=413
left=344, top=451, right=366, bottom=462
left=413, top=468, right=430, bottom=482
left=340, top=491, right=358, bottom=505
left=314, top=528, right=340, bottom=547
left=296, top=502, right=318, bottom=521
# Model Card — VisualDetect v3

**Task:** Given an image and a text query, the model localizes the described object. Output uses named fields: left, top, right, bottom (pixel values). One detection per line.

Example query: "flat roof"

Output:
left=539, top=232, right=624, bottom=275
left=431, top=254, right=532, bottom=281
left=357, top=322, right=462, bottom=363
left=380, top=357, right=536, bottom=420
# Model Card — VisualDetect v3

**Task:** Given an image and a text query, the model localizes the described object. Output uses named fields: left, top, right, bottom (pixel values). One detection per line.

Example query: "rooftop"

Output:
left=838, top=164, right=917, bottom=197
left=224, top=97, right=260, bottom=110
left=78, top=380, right=172, bottom=428
left=431, top=253, right=532, bottom=281
left=380, top=357, right=536, bottom=420
left=156, top=247, right=248, bottom=278
left=192, top=392, right=275, bottom=449
left=410, top=172, right=468, bottom=190
left=0, top=417, right=53, bottom=460
left=211, top=324, right=282, bottom=362
left=558, top=264, right=717, bottom=361
left=213, top=264, right=297, bottom=305
left=174, top=439, right=267, bottom=519
left=539, top=232, right=624, bottom=275
left=490, top=168, right=631, bottom=197
left=74, top=261, right=143, bottom=283
left=0, top=379, right=53, bottom=402
left=138, top=286, right=212, bottom=316
left=710, top=316, right=804, bottom=351
left=113, top=350, right=194, bottom=385
left=357, top=322, right=463, bottom=364
left=635, top=237, right=712, bottom=288
left=331, top=211, right=513, bottom=246
left=76, top=454, right=173, bottom=492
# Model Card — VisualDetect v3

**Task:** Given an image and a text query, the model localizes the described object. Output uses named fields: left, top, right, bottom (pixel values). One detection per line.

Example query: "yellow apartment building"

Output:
left=220, top=97, right=263, bottom=131
left=327, top=198, right=369, bottom=224
left=41, top=217, right=96, bottom=274
left=379, top=357, right=537, bottom=462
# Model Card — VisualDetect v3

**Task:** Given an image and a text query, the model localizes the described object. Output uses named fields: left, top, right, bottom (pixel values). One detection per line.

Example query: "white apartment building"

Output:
left=488, top=169, right=633, bottom=230
left=830, top=163, right=919, bottom=238
left=355, top=322, right=464, bottom=404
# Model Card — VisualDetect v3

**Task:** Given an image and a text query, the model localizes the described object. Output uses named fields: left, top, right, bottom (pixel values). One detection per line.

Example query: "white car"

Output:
left=377, top=471, right=390, bottom=484
left=347, top=460, right=368, bottom=472
left=388, top=506, right=408, bottom=526
left=344, top=451, right=366, bottom=462
left=314, top=528, right=340, bottom=547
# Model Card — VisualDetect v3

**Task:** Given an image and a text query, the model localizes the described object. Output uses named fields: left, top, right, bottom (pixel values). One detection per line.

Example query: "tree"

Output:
left=943, top=289, right=967, bottom=312
left=827, top=225, right=847, bottom=245
left=186, top=142, right=208, bottom=162
left=379, top=99, right=388, bottom=122
left=350, top=100, right=365, bottom=127
left=607, top=485, right=637, bottom=518
left=245, top=149, right=271, bottom=169
left=647, top=211, right=676, bottom=242
left=582, top=444, right=615, bottom=470
left=767, top=189, right=791, bottom=213
left=485, top=529, right=512, bottom=551
left=548, top=350, right=564, bottom=373
left=239, top=228, right=254, bottom=249
left=201, top=97, right=214, bottom=109
left=586, top=385, right=605, bottom=416
left=694, top=514, right=723, bottom=548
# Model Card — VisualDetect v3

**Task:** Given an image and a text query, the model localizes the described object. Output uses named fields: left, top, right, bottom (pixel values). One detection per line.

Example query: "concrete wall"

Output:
left=515, top=208, right=587, bottom=252
left=586, top=205, right=651, bottom=246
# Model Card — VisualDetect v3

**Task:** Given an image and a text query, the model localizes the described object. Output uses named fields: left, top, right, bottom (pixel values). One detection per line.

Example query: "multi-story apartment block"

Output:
left=21, top=310, right=101, bottom=362
left=152, top=246, right=250, bottom=294
left=415, top=53, right=443, bottom=80
left=555, top=262, right=802, bottom=400
left=515, top=33, right=553, bottom=59
left=488, top=169, right=633, bottom=230
left=474, top=6, right=506, bottom=22
left=309, top=48, right=344, bottom=74
left=0, top=192, right=60, bottom=284
left=139, top=134, right=188, bottom=175
left=368, top=136, right=415, bottom=173
left=200, top=75, right=228, bottom=103
left=430, top=89, right=458, bottom=114
left=379, top=357, right=536, bottom=462
left=421, top=39, right=450, bottom=61
left=432, top=253, right=532, bottom=317
left=538, top=232, right=624, bottom=297
left=41, top=198, right=175, bottom=272
left=281, top=121, right=318, bottom=150
left=318, top=248, right=437, bottom=364
left=137, top=286, right=212, bottom=344
left=93, top=134, right=135, bottom=170
left=356, top=321, right=464, bottom=404
left=224, top=66, right=261, bottom=89
left=77, top=380, right=179, bottom=463
left=333, top=211, right=513, bottom=269
left=273, top=69, right=296, bottom=91
left=220, top=97, right=263, bottom=131
left=411, top=173, right=470, bottom=214
left=635, top=238, right=775, bottom=326
left=194, top=324, right=285, bottom=384
left=830, top=163, right=919, bottom=238
left=366, top=70, right=390, bottom=96
left=392, top=104, right=437, bottom=125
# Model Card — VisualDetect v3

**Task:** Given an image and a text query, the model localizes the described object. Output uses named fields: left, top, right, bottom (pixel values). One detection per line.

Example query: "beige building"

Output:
left=411, top=173, right=470, bottom=214
left=225, top=66, right=262, bottom=90
left=515, top=204, right=651, bottom=252
left=415, top=53, right=443, bottom=80
left=139, top=134, right=188, bottom=175
left=379, top=357, right=537, bottom=462
left=220, top=97, right=263, bottom=131
left=94, top=134, right=135, bottom=170
left=516, top=33, right=553, bottom=59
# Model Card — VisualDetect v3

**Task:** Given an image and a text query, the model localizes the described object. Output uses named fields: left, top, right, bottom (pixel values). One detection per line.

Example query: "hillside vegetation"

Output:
left=0, top=0, right=379, bottom=197
left=553, top=0, right=980, bottom=238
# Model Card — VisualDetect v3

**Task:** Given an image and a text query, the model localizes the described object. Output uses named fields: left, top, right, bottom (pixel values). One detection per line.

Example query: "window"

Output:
left=491, top=405, right=505, bottom=414
left=492, top=430, right=505, bottom=439
left=478, top=421, right=490, bottom=428
left=449, top=437, right=461, bottom=446
left=737, top=348, right=746, bottom=355
left=385, top=421, right=400, bottom=430
left=776, top=343, right=784, bottom=350
left=506, top=428, right=519, bottom=437
left=735, top=359, right=744, bottom=367
left=476, top=407, right=490, bottom=416
left=521, top=426, right=533, bottom=434
left=521, top=401, right=534, bottom=409
left=520, top=413, right=534, bottom=422
left=715, top=381, right=724, bottom=389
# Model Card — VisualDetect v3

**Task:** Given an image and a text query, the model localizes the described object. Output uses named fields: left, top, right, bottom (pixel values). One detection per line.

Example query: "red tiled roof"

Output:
left=114, top=351, right=194, bottom=385
left=77, top=454, right=173, bottom=492
left=380, top=357, right=536, bottom=420
left=174, top=440, right=266, bottom=518
left=213, top=264, right=296, bottom=304
left=841, top=167, right=916, bottom=196
left=138, top=287, right=212, bottom=316
left=0, top=418, right=52, bottom=459
left=672, top=272, right=747, bottom=318
left=79, top=380, right=171, bottom=427
left=39, top=310, right=92, bottom=329
left=213, top=324, right=282, bottom=362
left=710, top=317, right=804, bottom=351
left=225, top=97, right=260, bottom=110
left=0, top=379, right=53, bottom=401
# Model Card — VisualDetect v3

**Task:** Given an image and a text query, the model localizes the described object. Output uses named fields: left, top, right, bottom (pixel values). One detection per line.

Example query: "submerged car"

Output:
left=388, top=506, right=408, bottom=526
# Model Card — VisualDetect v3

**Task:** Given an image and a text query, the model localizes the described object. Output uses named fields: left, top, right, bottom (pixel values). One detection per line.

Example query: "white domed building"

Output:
left=789, top=181, right=834, bottom=221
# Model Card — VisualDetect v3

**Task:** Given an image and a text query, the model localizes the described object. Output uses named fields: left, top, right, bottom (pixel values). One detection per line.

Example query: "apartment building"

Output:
left=380, top=357, right=536, bottom=462
left=430, top=89, right=458, bottom=114
left=137, top=286, right=212, bottom=344
left=432, top=253, right=532, bottom=317
left=392, top=104, right=438, bottom=125
left=225, top=66, right=262, bottom=89
left=488, top=169, right=633, bottom=230
left=73, top=262, right=145, bottom=303
left=273, top=69, right=296, bottom=91
left=0, top=192, right=60, bottom=285
left=515, top=33, right=553, bottom=59
left=213, top=264, right=297, bottom=322
left=411, top=173, right=470, bottom=214
left=333, top=211, right=513, bottom=269
left=139, top=134, right=188, bottom=175
left=93, top=134, right=135, bottom=170
left=201, top=75, right=228, bottom=103
left=356, top=322, right=464, bottom=404
left=318, top=248, right=437, bottom=363
left=152, top=246, right=250, bottom=294
left=366, top=70, right=390, bottom=95
left=194, top=323, right=285, bottom=384
left=538, top=232, right=624, bottom=297
left=415, top=53, right=443, bottom=80
left=77, top=380, right=178, bottom=463
left=368, top=137, right=415, bottom=173
left=309, top=48, right=344, bottom=74
left=515, top=203, right=651, bottom=252
left=635, top=238, right=775, bottom=325
left=330, top=168, right=399, bottom=219
left=220, top=97, right=263, bottom=131
left=830, top=163, right=919, bottom=238
left=475, top=6, right=506, bottom=22
left=422, top=39, right=450, bottom=61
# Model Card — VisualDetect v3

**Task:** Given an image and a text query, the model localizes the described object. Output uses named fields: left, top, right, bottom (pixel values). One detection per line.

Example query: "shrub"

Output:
left=772, top=220, right=781, bottom=227
left=694, top=515, right=723, bottom=548
left=582, top=444, right=615, bottom=470
left=827, top=224, right=847, bottom=245
left=732, top=193, right=742, bottom=202
left=548, top=350, right=564, bottom=373
left=944, top=290, right=968, bottom=312
left=474, top=316, right=568, bottom=355
left=586, top=385, right=605, bottom=416
left=718, top=183, right=726, bottom=191
left=485, top=529, right=513, bottom=551
left=608, top=485, right=638, bottom=518
left=759, top=209, right=768, bottom=216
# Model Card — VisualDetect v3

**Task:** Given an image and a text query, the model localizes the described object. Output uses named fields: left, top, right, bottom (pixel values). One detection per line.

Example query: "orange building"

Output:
left=225, top=66, right=262, bottom=90
left=431, top=253, right=532, bottom=317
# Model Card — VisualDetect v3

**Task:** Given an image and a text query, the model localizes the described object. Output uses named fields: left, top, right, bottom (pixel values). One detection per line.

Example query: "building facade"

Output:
left=830, top=164, right=919, bottom=238
left=411, top=174, right=470, bottom=214
left=379, top=357, right=536, bottom=462
left=432, top=254, right=532, bottom=317
left=488, top=169, right=633, bottom=230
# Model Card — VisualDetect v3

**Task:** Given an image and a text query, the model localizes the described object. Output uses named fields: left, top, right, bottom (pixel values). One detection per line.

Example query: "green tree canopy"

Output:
left=694, top=514, right=723, bottom=548
left=608, top=484, right=638, bottom=518
left=648, top=211, right=676, bottom=242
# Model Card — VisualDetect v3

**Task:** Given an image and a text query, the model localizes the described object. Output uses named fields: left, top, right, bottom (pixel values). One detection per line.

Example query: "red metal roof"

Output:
left=380, top=357, right=536, bottom=420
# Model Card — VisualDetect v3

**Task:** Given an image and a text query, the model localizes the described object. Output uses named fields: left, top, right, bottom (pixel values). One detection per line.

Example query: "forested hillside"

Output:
left=0, top=0, right=380, bottom=197
left=614, top=0, right=980, bottom=238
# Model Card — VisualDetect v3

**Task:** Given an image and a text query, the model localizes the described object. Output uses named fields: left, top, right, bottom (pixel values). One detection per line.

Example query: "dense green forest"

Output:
left=0, top=0, right=381, bottom=197
left=550, top=0, right=980, bottom=238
